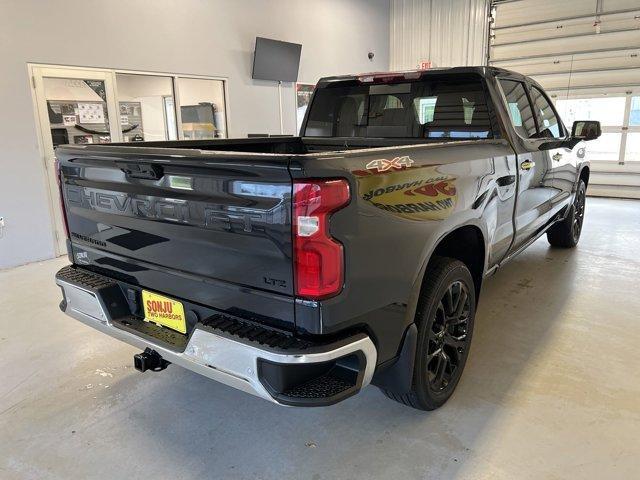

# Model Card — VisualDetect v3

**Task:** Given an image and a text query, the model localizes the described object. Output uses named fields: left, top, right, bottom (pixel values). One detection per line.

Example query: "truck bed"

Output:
left=105, top=135, right=469, bottom=154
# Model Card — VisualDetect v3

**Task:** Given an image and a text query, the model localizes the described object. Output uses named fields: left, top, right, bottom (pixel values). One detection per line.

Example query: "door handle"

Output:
left=497, top=175, right=516, bottom=186
left=117, top=162, right=164, bottom=180
left=520, top=160, right=535, bottom=171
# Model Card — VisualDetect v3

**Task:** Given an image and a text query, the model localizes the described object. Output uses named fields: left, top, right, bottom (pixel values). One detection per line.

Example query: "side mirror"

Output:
left=572, top=120, right=601, bottom=141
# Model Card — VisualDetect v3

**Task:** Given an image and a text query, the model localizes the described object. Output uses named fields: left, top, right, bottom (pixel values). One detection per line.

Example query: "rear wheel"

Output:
left=382, top=257, right=475, bottom=410
left=547, top=179, right=586, bottom=248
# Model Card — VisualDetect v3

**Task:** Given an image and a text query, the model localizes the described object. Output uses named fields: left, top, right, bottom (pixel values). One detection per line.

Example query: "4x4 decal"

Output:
left=365, top=155, right=414, bottom=173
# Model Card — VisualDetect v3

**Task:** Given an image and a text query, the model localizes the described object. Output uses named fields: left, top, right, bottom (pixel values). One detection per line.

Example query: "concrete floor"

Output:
left=1, top=197, right=639, bottom=480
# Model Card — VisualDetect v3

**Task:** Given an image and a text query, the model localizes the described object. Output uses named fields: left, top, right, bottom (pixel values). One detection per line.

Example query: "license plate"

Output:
left=142, top=290, right=186, bottom=334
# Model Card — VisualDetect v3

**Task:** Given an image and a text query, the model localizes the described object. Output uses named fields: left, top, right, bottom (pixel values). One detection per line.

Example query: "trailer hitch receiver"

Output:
left=134, top=348, right=171, bottom=373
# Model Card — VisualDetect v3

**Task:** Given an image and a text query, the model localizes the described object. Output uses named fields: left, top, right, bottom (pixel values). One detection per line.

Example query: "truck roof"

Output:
left=316, top=66, right=526, bottom=87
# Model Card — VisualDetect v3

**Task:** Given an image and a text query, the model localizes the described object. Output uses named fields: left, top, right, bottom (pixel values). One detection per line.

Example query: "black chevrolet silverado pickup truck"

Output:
left=54, top=67, right=600, bottom=410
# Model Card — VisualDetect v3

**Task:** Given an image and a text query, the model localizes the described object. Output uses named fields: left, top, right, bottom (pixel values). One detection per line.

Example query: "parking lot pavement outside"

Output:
left=1, top=197, right=639, bottom=480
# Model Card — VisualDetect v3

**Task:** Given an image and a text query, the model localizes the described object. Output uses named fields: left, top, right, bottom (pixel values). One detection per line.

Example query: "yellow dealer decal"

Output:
left=354, top=164, right=457, bottom=220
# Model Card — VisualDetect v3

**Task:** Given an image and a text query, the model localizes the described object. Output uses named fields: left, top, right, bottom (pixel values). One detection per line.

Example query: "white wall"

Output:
left=0, top=0, right=390, bottom=269
left=390, top=0, right=489, bottom=70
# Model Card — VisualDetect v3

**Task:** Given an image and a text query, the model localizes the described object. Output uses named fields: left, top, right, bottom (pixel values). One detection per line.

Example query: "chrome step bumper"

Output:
left=55, top=266, right=377, bottom=406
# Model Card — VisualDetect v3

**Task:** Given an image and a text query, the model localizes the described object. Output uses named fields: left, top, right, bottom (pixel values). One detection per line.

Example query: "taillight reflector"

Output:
left=293, top=179, right=350, bottom=300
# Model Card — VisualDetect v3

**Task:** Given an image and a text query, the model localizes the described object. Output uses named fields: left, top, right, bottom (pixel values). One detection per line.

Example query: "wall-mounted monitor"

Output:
left=252, top=37, right=302, bottom=82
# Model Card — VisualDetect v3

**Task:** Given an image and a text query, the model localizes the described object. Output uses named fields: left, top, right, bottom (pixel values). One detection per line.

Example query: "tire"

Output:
left=381, top=256, right=476, bottom=410
left=547, top=179, right=586, bottom=248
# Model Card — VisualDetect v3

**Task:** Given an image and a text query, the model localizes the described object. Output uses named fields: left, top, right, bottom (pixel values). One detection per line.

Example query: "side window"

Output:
left=384, top=95, right=403, bottom=109
left=498, top=79, right=537, bottom=138
left=413, top=96, right=437, bottom=124
left=462, top=97, right=476, bottom=125
left=530, top=86, right=562, bottom=138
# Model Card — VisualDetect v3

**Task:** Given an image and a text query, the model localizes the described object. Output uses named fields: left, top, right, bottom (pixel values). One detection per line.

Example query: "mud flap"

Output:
left=371, top=323, right=417, bottom=394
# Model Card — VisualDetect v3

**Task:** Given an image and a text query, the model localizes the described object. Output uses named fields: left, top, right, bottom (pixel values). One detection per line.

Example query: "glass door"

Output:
left=32, top=66, right=120, bottom=255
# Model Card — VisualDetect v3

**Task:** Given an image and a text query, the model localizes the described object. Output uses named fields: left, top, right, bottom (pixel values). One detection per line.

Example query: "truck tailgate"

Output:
left=56, top=145, right=295, bottom=330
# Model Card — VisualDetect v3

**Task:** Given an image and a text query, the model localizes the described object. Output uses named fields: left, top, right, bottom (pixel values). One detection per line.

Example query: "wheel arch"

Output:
left=374, top=226, right=486, bottom=399
left=579, top=165, right=590, bottom=189
left=403, top=222, right=488, bottom=330
left=427, top=224, right=486, bottom=300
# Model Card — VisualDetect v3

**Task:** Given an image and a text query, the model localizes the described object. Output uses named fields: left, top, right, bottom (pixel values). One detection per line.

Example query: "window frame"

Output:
left=527, top=83, right=567, bottom=139
left=302, top=73, right=498, bottom=140
left=496, top=77, right=538, bottom=140
left=107, top=68, right=229, bottom=141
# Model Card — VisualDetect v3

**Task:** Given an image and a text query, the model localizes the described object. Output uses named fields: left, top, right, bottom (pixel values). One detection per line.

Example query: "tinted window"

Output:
left=499, top=79, right=537, bottom=139
left=304, top=74, right=492, bottom=139
left=530, top=86, right=562, bottom=138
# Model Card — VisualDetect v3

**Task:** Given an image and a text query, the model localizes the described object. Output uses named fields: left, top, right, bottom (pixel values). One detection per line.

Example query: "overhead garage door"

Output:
left=489, top=0, right=640, bottom=198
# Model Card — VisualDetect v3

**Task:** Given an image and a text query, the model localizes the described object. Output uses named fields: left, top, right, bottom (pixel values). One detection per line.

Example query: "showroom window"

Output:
left=626, top=97, right=640, bottom=162
left=43, top=76, right=114, bottom=146
left=556, top=95, right=639, bottom=164
left=630, top=96, right=640, bottom=126
left=35, top=66, right=228, bottom=151
left=115, top=73, right=177, bottom=142
left=31, top=64, right=229, bottom=256
left=177, top=77, right=227, bottom=139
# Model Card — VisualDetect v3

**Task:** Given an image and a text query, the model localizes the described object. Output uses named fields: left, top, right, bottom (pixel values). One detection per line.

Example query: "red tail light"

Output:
left=293, top=179, right=350, bottom=300
left=54, top=158, right=70, bottom=239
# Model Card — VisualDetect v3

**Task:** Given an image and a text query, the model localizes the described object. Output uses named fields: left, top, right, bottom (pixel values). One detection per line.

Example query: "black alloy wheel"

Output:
left=572, top=183, right=586, bottom=243
left=547, top=179, right=587, bottom=248
left=426, top=281, right=471, bottom=393
left=380, top=256, right=476, bottom=410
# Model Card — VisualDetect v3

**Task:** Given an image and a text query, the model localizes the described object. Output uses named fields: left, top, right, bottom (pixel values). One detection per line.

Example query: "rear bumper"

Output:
left=55, top=266, right=377, bottom=406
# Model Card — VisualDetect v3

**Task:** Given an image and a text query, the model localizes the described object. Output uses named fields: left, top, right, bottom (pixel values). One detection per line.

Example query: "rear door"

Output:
left=57, top=145, right=295, bottom=330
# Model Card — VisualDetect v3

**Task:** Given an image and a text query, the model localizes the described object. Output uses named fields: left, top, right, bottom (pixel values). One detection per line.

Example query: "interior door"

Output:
left=31, top=66, right=120, bottom=255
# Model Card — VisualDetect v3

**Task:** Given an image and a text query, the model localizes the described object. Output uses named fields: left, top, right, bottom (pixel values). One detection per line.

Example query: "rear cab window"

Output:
left=304, top=73, right=494, bottom=140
